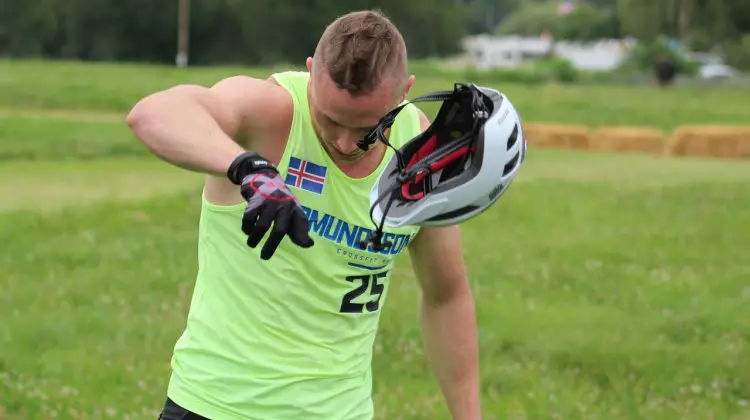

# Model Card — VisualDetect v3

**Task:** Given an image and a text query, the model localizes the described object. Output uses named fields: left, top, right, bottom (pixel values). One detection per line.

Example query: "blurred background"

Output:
left=1, top=0, right=749, bottom=84
left=1, top=1, right=749, bottom=419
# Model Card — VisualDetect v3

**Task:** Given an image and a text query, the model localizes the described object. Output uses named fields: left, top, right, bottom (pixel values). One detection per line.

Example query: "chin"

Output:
left=330, top=145, right=356, bottom=156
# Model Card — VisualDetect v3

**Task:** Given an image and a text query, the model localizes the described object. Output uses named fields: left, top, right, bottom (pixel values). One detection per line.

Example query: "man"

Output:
left=127, top=10, right=481, bottom=420
left=653, top=53, right=678, bottom=87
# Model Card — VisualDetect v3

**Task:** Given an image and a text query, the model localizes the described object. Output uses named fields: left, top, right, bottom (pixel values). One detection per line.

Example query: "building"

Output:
left=462, top=35, right=636, bottom=71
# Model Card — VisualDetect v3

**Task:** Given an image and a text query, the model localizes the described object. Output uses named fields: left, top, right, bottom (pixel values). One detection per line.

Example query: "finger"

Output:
left=260, top=207, right=291, bottom=260
left=288, top=207, right=315, bottom=248
left=241, top=206, right=262, bottom=236
left=260, top=231, right=285, bottom=260
left=246, top=205, right=277, bottom=248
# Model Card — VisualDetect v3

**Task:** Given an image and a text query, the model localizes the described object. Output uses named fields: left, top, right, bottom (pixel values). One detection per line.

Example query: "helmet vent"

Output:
left=503, top=151, right=520, bottom=177
left=506, top=124, right=519, bottom=150
left=427, top=205, right=479, bottom=222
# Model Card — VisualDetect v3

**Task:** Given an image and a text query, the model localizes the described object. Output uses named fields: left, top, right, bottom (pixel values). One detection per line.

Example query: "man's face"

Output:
left=306, top=57, right=413, bottom=156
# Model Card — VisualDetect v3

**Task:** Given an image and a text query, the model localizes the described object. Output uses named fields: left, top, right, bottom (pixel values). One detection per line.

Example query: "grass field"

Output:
left=1, top=59, right=750, bottom=420
left=2, top=59, right=750, bottom=130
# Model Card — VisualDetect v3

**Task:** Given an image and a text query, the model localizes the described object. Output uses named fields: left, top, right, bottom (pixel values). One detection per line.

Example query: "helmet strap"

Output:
left=358, top=83, right=490, bottom=252
left=356, top=89, right=455, bottom=153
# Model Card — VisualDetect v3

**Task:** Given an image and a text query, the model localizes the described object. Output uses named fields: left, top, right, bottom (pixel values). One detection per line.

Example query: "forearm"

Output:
left=126, top=89, right=245, bottom=176
left=419, top=289, right=481, bottom=420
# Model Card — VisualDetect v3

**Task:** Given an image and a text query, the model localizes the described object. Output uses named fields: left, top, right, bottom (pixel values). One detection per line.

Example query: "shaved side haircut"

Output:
left=314, top=10, right=408, bottom=96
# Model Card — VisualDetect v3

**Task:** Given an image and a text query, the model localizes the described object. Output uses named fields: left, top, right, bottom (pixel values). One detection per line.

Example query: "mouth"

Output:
left=323, top=139, right=367, bottom=161
left=329, top=141, right=360, bottom=155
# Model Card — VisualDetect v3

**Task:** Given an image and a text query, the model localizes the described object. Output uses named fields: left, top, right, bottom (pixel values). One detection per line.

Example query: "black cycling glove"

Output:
left=227, top=152, right=314, bottom=260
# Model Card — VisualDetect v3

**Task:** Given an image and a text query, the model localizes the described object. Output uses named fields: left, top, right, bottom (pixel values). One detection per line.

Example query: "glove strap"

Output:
left=227, top=151, right=278, bottom=185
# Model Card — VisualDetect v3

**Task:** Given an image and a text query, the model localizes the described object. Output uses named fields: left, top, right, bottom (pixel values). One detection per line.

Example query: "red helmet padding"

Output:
left=404, top=135, right=438, bottom=170
left=401, top=135, right=476, bottom=200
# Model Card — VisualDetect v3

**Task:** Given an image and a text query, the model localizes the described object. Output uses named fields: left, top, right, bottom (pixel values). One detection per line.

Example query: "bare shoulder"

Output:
left=205, top=75, right=294, bottom=164
left=415, top=106, right=432, bottom=131
left=200, top=76, right=294, bottom=204
left=208, top=75, right=293, bottom=136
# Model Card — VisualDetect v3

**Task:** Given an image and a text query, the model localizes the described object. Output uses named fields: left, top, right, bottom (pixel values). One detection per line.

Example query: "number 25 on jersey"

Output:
left=339, top=271, right=389, bottom=314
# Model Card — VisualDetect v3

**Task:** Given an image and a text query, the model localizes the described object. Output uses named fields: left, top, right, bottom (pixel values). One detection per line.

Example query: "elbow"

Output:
left=125, top=93, right=176, bottom=155
left=126, top=85, right=197, bottom=132
left=126, top=96, right=159, bottom=135
left=125, top=107, right=144, bottom=133
left=125, top=99, right=146, bottom=127
left=421, top=280, right=472, bottom=309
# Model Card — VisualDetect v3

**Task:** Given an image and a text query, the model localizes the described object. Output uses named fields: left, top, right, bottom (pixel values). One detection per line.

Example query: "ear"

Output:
left=306, top=57, right=314, bottom=73
left=400, top=74, right=416, bottom=102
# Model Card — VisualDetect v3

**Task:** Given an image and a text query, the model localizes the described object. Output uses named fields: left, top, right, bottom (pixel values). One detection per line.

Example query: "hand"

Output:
left=239, top=170, right=314, bottom=259
left=227, top=152, right=314, bottom=260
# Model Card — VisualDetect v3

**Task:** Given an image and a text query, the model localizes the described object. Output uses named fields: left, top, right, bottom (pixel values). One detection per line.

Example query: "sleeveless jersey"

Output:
left=167, top=71, right=423, bottom=420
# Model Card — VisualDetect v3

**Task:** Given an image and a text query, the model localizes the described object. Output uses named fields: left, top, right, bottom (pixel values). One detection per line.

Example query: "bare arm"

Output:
left=125, top=76, right=280, bottom=176
left=409, top=225, right=481, bottom=420
left=409, top=109, right=482, bottom=419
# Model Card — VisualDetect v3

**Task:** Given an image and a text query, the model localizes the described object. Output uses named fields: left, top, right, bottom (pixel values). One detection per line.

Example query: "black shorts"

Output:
left=158, top=398, right=210, bottom=420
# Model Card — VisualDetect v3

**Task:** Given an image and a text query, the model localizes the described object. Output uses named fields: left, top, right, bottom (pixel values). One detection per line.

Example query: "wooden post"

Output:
left=176, top=0, right=190, bottom=67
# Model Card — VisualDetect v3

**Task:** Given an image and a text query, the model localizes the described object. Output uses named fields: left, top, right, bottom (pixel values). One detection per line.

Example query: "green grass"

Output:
left=1, top=59, right=750, bottom=419
left=2, top=151, right=750, bottom=419
left=0, top=115, right=140, bottom=162
left=0, top=158, right=201, bottom=213
left=2, top=59, right=750, bottom=129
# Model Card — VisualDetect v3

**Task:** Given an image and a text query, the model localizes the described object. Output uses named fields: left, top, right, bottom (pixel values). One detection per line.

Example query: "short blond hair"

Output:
left=314, top=10, right=407, bottom=95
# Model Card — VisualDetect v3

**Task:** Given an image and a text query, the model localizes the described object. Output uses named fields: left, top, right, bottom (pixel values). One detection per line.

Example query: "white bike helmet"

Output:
left=356, top=83, right=527, bottom=252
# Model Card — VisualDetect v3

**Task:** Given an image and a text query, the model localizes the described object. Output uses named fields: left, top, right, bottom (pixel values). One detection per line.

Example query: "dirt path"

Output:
left=0, top=107, right=123, bottom=122
left=0, top=157, right=203, bottom=214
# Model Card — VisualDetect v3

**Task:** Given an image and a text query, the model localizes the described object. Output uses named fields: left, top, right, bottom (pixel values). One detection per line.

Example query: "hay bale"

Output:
left=522, top=123, right=591, bottom=150
left=589, top=126, right=667, bottom=155
left=668, top=125, right=750, bottom=159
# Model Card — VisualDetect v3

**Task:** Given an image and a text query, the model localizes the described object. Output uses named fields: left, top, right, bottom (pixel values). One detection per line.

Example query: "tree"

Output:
left=495, top=2, right=559, bottom=36
left=496, top=1, right=619, bottom=41
left=556, top=3, right=620, bottom=41
left=616, top=0, right=664, bottom=42
left=0, top=0, right=467, bottom=65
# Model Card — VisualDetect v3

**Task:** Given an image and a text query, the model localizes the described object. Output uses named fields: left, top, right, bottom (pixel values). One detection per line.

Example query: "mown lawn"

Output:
left=1, top=59, right=749, bottom=419
left=1, top=58, right=749, bottom=129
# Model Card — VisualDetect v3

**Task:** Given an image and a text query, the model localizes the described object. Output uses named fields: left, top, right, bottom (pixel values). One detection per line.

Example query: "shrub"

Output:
left=464, top=66, right=548, bottom=85
left=534, top=57, right=580, bottom=83
left=724, top=34, right=750, bottom=72
left=618, top=38, right=701, bottom=77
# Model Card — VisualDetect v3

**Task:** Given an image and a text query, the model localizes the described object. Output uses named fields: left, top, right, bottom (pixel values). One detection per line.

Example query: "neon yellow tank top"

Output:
left=167, top=71, right=423, bottom=419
